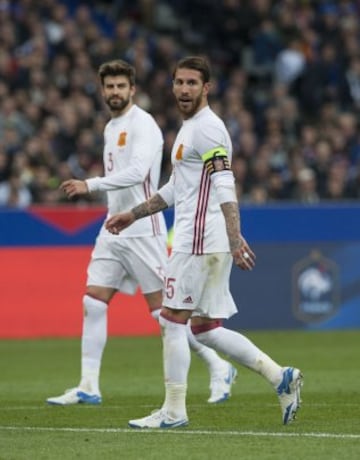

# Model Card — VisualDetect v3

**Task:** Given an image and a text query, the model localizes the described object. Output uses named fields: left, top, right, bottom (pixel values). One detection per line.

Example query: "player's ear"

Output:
left=203, top=81, right=211, bottom=96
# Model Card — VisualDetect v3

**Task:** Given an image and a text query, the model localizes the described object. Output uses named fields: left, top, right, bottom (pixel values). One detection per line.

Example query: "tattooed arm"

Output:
left=221, top=201, right=256, bottom=270
left=132, top=194, right=168, bottom=219
left=220, top=202, right=242, bottom=253
left=105, top=171, right=174, bottom=234
left=220, top=201, right=256, bottom=270
left=105, top=193, right=168, bottom=234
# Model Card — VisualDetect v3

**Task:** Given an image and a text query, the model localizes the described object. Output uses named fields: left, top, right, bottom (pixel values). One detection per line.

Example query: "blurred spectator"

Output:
left=0, top=169, right=32, bottom=208
left=0, top=150, right=11, bottom=182
left=252, top=19, right=282, bottom=70
left=274, top=35, right=306, bottom=86
left=346, top=164, right=360, bottom=198
left=312, top=138, right=333, bottom=195
left=291, top=167, right=320, bottom=204
left=322, top=160, right=349, bottom=200
left=246, top=183, right=269, bottom=204
left=343, top=55, right=360, bottom=110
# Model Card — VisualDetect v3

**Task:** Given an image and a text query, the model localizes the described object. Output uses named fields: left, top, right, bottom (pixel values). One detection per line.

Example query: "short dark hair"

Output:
left=98, top=60, right=136, bottom=86
left=172, top=56, right=211, bottom=83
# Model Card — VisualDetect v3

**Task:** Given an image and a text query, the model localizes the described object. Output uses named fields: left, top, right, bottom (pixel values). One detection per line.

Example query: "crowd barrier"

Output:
left=0, top=204, right=359, bottom=337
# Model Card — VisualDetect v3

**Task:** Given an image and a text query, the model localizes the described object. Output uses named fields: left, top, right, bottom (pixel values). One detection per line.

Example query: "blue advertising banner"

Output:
left=226, top=241, right=360, bottom=331
left=1, top=204, right=359, bottom=332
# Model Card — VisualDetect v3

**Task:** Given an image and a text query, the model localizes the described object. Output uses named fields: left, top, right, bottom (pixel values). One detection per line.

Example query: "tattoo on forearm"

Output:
left=132, top=193, right=168, bottom=220
left=221, top=202, right=242, bottom=252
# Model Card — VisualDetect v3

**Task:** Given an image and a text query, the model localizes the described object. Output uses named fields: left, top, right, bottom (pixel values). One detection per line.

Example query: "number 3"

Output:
left=107, top=152, right=113, bottom=171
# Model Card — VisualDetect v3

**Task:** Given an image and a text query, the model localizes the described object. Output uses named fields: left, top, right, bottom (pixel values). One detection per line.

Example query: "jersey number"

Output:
left=107, top=152, right=113, bottom=172
left=165, top=277, right=176, bottom=299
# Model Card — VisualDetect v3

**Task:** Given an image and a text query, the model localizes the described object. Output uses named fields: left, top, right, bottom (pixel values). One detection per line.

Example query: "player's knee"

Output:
left=83, top=294, right=108, bottom=318
left=190, top=319, right=223, bottom=345
left=160, top=307, right=189, bottom=325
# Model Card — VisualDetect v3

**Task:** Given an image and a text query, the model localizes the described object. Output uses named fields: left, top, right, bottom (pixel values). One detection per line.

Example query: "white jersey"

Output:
left=86, top=104, right=167, bottom=238
left=158, top=106, right=234, bottom=254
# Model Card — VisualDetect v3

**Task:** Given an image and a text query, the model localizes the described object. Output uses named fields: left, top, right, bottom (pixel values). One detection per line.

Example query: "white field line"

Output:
left=0, top=426, right=359, bottom=439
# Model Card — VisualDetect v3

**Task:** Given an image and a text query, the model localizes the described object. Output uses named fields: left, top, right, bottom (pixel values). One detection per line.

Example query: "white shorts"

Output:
left=87, top=234, right=167, bottom=295
left=163, top=252, right=237, bottom=319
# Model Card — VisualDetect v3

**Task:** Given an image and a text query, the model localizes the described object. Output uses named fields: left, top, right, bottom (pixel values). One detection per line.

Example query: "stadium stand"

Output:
left=1, top=0, right=360, bottom=207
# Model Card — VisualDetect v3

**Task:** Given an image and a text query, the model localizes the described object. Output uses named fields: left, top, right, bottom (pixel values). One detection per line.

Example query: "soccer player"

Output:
left=105, top=56, right=303, bottom=427
left=46, top=59, right=236, bottom=406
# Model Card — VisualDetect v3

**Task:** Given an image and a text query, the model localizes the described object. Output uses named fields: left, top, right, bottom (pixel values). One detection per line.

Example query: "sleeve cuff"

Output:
left=85, top=177, right=102, bottom=193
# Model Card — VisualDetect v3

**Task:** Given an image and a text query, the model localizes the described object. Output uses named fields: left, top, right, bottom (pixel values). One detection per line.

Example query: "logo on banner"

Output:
left=292, top=250, right=340, bottom=323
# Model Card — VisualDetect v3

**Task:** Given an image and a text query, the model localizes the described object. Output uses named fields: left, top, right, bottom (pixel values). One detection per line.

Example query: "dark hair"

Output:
left=98, top=60, right=136, bottom=86
left=172, top=56, right=211, bottom=83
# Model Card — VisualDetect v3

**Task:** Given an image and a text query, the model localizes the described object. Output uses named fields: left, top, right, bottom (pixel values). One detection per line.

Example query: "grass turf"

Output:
left=0, top=330, right=359, bottom=460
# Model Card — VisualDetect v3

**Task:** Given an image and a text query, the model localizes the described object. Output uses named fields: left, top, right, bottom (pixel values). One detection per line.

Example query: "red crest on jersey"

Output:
left=117, top=131, right=127, bottom=146
left=175, top=144, right=183, bottom=160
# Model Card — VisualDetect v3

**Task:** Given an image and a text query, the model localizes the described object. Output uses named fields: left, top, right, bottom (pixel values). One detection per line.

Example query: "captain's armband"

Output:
left=201, top=147, right=230, bottom=175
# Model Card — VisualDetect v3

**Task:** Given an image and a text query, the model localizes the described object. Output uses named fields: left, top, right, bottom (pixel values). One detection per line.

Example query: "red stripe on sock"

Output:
left=191, top=319, right=223, bottom=335
left=160, top=309, right=188, bottom=325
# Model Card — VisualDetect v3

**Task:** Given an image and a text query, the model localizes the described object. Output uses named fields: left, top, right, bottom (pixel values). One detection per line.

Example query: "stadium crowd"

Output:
left=1, top=0, right=360, bottom=207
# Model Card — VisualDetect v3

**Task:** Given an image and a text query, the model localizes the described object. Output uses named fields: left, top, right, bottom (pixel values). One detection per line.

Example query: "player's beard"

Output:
left=176, top=93, right=203, bottom=119
left=106, top=96, right=130, bottom=113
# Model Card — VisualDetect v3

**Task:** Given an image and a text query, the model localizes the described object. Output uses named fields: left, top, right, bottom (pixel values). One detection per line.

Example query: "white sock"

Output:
left=80, top=295, right=108, bottom=394
left=159, top=314, right=189, bottom=419
left=195, top=327, right=282, bottom=386
left=186, top=323, right=228, bottom=376
left=152, top=308, right=227, bottom=377
left=164, top=383, right=188, bottom=420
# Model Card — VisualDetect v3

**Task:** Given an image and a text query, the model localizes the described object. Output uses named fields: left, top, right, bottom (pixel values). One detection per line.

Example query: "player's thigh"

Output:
left=199, top=253, right=237, bottom=319
left=87, top=236, right=135, bottom=294
left=163, top=252, right=236, bottom=318
left=162, top=252, right=203, bottom=311
left=144, top=290, right=163, bottom=311
left=119, top=235, right=167, bottom=294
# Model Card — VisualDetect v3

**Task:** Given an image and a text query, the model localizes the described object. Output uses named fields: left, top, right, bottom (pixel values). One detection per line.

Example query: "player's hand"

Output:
left=105, top=211, right=135, bottom=234
left=232, top=235, right=256, bottom=270
left=60, top=180, right=89, bottom=198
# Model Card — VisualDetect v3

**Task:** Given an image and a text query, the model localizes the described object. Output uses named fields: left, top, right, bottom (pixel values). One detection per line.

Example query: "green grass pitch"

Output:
left=0, top=330, right=359, bottom=460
